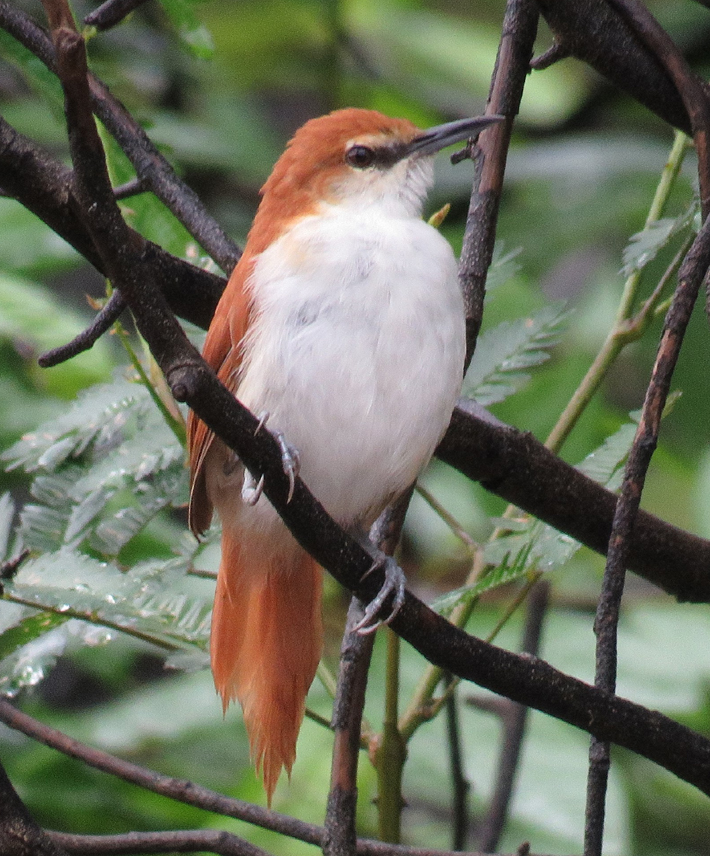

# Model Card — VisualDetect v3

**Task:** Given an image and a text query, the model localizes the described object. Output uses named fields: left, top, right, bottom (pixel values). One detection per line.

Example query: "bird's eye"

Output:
left=345, top=145, right=375, bottom=169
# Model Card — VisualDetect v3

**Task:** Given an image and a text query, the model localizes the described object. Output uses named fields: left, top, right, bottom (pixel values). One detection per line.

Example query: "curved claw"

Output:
left=242, top=470, right=265, bottom=506
left=273, top=430, right=300, bottom=503
left=353, top=555, right=406, bottom=635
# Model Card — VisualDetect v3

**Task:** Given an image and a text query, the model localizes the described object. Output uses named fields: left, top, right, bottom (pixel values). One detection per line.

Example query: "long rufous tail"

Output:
left=211, top=528, right=323, bottom=804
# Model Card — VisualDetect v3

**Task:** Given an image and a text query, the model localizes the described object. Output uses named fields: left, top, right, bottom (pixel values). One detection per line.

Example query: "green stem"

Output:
left=376, top=629, right=406, bottom=843
left=115, top=323, right=186, bottom=446
left=545, top=130, right=690, bottom=454
left=3, top=592, right=185, bottom=652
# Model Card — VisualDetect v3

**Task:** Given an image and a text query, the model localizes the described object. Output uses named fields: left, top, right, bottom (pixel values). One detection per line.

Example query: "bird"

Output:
left=187, top=107, right=501, bottom=804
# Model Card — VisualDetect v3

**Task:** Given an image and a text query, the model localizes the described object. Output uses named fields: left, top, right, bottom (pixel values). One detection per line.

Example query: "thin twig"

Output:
left=443, top=680, right=470, bottom=851
left=84, top=0, right=151, bottom=30
left=475, top=581, right=550, bottom=853
left=458, top=0, right=538, bottom=367
left=38, top=291, right=126, bottom=368
left=577, top=3, right=710, bottom=851
left=52, top=828, right=270, bottom=856
left=113, top=176, right=148, bottom=200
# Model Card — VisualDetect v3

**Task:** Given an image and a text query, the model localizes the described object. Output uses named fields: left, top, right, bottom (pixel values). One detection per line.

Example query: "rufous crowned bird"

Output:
left=187, top=107, right=501, bottom=804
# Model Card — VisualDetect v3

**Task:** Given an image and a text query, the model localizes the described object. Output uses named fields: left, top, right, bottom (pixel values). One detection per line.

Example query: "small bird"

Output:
left=187, top=107, right=500, bottom=803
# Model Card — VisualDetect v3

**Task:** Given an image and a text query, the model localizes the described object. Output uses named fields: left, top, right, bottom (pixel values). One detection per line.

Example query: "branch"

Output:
left=38, top=291, right=126, bottom=367
left=534, top=0, right=704, bottom=134
left=50, top=829, right=270, bottom=856
left=83, top=0, right=151, bottom=30
left=575, top=5, right=710, bottom=850
left=437, top=402, right=710, bottom=604
left=458, top=0, right=538, bottom=366
left=324, top=600, right=375, bottom=856
left=0, top=759, right=70, bottom=855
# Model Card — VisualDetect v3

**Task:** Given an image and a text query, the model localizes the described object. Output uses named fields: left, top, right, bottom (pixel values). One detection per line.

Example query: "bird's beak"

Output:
left=406, top=114, right=505, bottom=157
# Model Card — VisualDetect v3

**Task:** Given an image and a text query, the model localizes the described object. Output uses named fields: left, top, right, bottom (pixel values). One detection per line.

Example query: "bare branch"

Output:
left=38, top=291, right=126, bottom=367
left=84, top=0, right=151, bottom=31
left=459, top=0, right=538, bottom=366
left=51, top=828, right=270, bottom=856
left=0, top=700, right=565, bottom=856
left=535, top=0, right=699, bottom=134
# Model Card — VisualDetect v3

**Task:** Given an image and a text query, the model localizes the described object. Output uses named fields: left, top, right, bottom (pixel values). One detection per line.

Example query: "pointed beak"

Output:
left=406, top=114, right=505, bottom=157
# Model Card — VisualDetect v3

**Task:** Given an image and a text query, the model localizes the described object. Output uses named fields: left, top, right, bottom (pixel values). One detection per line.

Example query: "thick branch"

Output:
left=437, top=402, right=710, bottom=603
left=535, top=0, right=702, bottom=134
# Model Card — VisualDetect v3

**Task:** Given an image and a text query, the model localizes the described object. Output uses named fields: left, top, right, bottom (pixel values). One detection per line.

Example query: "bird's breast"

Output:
left=235, top=205, right=465, bottom=529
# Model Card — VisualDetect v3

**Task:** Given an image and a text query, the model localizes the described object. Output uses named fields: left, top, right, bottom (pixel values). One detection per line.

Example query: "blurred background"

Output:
left=1, top=1, right=710, bottom=854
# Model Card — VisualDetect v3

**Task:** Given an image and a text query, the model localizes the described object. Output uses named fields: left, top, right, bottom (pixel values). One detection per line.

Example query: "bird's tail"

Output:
left=211, top=527, right=323, bottom=804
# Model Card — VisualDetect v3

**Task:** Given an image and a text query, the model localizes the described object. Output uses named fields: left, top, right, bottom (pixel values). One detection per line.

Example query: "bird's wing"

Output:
left=187, top=251, right=255, bottom=536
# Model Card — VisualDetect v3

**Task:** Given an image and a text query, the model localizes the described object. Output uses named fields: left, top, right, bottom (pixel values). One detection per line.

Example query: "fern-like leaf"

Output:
left=465, top=302, right=569, bottom=406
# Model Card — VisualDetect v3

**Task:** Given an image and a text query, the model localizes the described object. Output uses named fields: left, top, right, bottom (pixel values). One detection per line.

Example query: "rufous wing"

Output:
left=187, top=251, right=256, bottom=536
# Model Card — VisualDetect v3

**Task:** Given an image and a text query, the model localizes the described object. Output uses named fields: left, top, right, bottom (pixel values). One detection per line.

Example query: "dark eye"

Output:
left=345, top=145, right=375, bottom=169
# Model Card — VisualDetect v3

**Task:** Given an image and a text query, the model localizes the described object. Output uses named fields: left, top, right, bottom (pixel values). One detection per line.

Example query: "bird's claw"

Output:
left=273, top=430, right=300, bottom=503
left=250, top=412, right=300, bottom=504
left=254, top=410, right=270, bottom=436
left=353, top=554, right=406, bottom=635
left=241, top=470, right=265, bottom=505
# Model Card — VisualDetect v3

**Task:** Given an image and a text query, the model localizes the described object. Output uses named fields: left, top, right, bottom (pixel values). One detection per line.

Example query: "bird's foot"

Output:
left=353, top=552, right=406, bottom=635
left=253, top=411, right=301, bottom=503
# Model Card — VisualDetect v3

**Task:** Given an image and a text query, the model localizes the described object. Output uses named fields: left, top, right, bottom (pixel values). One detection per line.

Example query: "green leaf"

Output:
left=0, top=493, right=15, bottom=563
left=621, top=201, right=698, bottom=277
left=433, top=541, right=534, bottom=612
left=4, top=549, right=211, bottom=655
left=159, top=0, right=215, bottom=59
left=0, top=611, right=69, bottom=661
left=465, top=302, right=569, bottom=406
left=2, top=375, right=152, bottom=474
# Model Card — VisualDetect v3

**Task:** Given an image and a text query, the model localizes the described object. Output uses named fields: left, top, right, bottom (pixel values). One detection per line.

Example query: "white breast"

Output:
left=235, top=201, right=465, bottom=531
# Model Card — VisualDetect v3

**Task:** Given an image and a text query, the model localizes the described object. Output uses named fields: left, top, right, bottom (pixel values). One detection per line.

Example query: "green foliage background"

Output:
left=2, top=1, right=710, bottom=854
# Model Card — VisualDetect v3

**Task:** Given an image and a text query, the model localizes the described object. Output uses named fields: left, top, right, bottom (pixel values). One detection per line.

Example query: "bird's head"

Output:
left=249, top=108, right=503, bottom=251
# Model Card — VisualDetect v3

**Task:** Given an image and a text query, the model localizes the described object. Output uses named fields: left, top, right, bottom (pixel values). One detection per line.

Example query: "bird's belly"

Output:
left=236, top=220, right=465, bottom=530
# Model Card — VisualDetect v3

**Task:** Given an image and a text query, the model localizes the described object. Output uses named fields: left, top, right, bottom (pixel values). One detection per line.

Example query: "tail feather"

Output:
left=211, top=529, right=323, bottom=803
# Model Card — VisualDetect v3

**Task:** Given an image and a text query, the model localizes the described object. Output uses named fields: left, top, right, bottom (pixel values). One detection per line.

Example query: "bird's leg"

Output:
left=253, top=411, right=301, bottom=503
left=350, top=533, right=407, bottom=634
